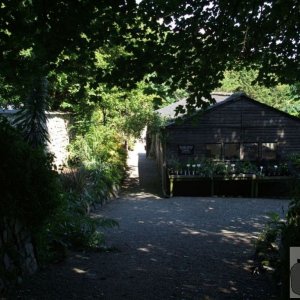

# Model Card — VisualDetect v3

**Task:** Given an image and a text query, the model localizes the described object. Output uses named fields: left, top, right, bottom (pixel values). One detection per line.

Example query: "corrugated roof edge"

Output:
left=156, top=92, right=232, bottom=119
left=203, top=92, right=245, bottom=112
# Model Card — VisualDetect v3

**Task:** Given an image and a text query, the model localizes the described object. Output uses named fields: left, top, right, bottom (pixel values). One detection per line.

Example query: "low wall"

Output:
left=0, top=218, right=38, bottom=294
left=0, top=110, right=70, bottom=168
left=46, top=112, right=70, bottom=168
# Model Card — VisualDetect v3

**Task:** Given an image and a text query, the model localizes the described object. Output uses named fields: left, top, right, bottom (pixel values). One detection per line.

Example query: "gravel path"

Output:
left=9, top=139, right=289, bottom=300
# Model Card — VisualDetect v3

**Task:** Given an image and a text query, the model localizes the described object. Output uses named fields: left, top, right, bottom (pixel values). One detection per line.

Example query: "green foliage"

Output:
left=254, top=212, right=285, bottom=291
left=167, top=158, right=261, bottom=177
left=0, top=115, right=118, bottom=266
left=1, top=0, right=299, bottom=116
left=56, top=76, right=159, bottom=260
left=146, top=113, right=169, bottom=147
left=122, top=81, right=157, bottom=138
left=0, top=1, right=175, bottom=270
left=13, top=77, right=50, bottom=147
left=35, top=167, right=119, bottom=264
left=44, top=197, right=118, bottom=253
left=255, top=212, right=285, bottom=264
left=47, top=43, right=160, bottom=129
left=0, top=116, right=60, bottom=230
left=143, top=74, right=189, bottom=109
left=234, top=161, right=259, bottom=175
left=288, top=153, right=300, bottom=174
left=67, top=75, right=158, bottom=175
left=0, top=76, right=20, bottom=108
left=217, top=68, right=300, bottom=117
left=69, top=122, right=127, bottom=171
left=38, top=48, right=160, bottom=263
left=0, top=1, right=139, bottom=98
left=255, top=182, right=300, bottom=297
left=68, top=115, right=128, bottom=207
left=139, top=0, right=300, bottom=110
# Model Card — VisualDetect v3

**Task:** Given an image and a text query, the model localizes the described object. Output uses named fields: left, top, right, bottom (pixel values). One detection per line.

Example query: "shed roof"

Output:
left=155, top=92, right=231, bottom=119
left=158, top=92, right=300, bottom=126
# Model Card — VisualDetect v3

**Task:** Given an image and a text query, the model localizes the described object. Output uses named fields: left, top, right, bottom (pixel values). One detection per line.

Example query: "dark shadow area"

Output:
left=258, top=180, right=292, bottom=198
left=137, top=153, right=163, bottom=197
left=172, top=179, right=291, bottom=198
left=173, top=180, right=252, bottom=197
left=173, top=180, right=213, bottom=196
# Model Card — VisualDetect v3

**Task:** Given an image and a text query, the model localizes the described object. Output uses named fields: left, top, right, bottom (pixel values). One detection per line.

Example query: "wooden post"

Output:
left=169, top=177, right=174, bottom=197
left=254, top=179, right=258, bottom=197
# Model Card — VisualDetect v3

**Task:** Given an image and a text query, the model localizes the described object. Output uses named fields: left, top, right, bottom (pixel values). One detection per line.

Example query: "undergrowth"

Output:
left=255, top=181, right=300, bottom=298
left=35, top=109, right=128, bottom=264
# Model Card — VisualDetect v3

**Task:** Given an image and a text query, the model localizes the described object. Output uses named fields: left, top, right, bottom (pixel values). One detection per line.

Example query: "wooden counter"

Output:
left=168, top=174, right=294, bottom=197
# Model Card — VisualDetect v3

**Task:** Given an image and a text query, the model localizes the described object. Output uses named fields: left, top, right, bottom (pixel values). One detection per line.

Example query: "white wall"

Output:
left=0, top=110, right=70, bottom=168
left=46, top=112, right=70, bottom=168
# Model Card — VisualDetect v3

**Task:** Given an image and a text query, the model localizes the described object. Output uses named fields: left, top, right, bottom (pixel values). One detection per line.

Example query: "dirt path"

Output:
left=9, top=139, right=289, bottom=299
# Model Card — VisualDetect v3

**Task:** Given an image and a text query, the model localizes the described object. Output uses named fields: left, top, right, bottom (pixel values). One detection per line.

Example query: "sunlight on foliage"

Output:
left=218, top=68, right=300, bottom=117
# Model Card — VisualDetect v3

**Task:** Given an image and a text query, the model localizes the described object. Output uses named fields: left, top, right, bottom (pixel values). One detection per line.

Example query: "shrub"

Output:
left=33, top=165, right=120, bottom=264
left=36, top=194, right=118, bottom=263
left=0, top=116, right=60, bottom=230
left=68, top=111, right=127, bottom=204
left=255, top=183, right=300, bottom=297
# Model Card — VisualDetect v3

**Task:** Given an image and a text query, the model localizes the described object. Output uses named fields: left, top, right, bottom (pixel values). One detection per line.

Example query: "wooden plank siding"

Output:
left=153, top=93, right=300, bottom=195
left=164, top=95, right=300, bottom=161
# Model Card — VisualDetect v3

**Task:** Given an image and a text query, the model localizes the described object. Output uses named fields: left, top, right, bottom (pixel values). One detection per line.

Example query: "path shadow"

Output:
left=121, top=152, right=163, bottom=197
left=137, top=153, right=162, bottom=197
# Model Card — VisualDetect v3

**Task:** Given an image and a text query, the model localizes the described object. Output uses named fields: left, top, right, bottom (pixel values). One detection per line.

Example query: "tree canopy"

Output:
left=0, top=0, right=299, bottom=112
left=137, top=0, right=299, bottom=111
left=0, top=1, right=139, bottom=98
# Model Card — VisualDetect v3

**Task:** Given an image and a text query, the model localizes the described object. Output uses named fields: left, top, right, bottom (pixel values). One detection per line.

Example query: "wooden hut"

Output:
left=151, top=92, right=300, bottom=197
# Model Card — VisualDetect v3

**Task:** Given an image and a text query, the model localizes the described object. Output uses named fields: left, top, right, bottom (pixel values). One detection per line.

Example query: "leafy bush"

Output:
left=36, top=196, right=118, bottom=263
left=279, top=186, right=300, bottom=297
left=68, top=109, right=128, bottom=204
left=167, top=158, right=260, bottom=176
left=40, top=81, right=157, bottom=262
left=0, top=116, right=60, bottom=230
left=36, top=102, right=133, bottom=263
left=287, top=153, right=300, bottom=176
left=255, top=183, right=300, bottom=297
left=255, top=212, right=284, bottom=270
left=35, top=167, right=119, bottom=264
left=0, top=116, right=118, bottom=267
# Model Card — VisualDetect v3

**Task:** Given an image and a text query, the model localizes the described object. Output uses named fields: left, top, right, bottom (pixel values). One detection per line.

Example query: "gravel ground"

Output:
left=7, top=140, right=290, bottom=300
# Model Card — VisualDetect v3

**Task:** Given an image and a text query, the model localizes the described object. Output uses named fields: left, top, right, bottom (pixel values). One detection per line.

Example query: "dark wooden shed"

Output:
left=151, top=92, right=300, bottom=197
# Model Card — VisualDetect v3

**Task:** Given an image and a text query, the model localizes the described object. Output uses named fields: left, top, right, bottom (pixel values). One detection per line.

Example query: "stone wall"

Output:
left=46, top=112, right=70, bottom=168
left=0, top=218, right=38, bottom=294
left=0, top=110, right=70, bottom=294
left=0, top=110, right=70, bottom=168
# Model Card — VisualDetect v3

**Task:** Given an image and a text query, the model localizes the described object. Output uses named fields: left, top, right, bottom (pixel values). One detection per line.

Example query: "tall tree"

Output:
left=1, top=1, right=299, bottom=114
